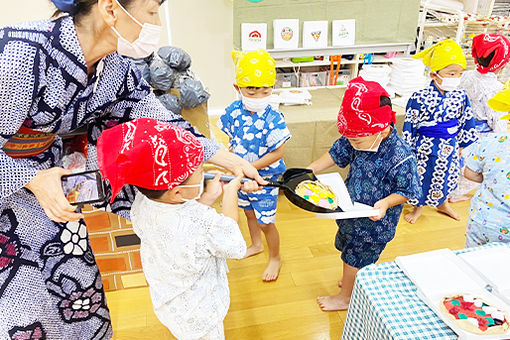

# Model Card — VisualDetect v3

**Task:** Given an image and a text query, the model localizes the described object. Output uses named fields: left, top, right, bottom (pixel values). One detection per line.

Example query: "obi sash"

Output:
left=2, top=125, right=56, bottom=159
left=474, top=119, right=492, bottom=134
left=418, top=119, right=459, bottom=139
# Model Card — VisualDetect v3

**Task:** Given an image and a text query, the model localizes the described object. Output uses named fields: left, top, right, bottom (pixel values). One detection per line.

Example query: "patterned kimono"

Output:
left=403, top=81, right=478, bottom=207
left=0, top=17, right=218, bottom=339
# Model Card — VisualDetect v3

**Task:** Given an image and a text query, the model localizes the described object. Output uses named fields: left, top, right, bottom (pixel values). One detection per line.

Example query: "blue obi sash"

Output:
left=418, top=119, right=459, bottom=139
left=474, top=119, right=492, bottom=133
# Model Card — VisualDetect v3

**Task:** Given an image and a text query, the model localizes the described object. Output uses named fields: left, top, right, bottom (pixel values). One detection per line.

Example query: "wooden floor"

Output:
left=106, top=189, right=472, bottom=340
left=106, top=117, right=473, bottom=339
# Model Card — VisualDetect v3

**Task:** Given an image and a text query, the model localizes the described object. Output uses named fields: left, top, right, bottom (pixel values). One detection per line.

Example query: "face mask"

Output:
left=111, top=0, right=162, bottom=59
left=179, top=176, right=204, bottom=202
left=240, top=93, right=271, bottom=113
left=435, top=73, right=461, bottom=92
left=351, top=132, right=382, bottom=152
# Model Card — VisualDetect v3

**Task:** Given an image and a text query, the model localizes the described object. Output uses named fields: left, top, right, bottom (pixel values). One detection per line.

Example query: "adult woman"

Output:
left=0, top=0, right=259, bottom=338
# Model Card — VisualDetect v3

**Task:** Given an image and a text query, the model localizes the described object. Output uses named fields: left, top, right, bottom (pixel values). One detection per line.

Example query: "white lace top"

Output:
left=460, top=70, right=507, bottom=133
left=130, top=193, right=246, bottom=339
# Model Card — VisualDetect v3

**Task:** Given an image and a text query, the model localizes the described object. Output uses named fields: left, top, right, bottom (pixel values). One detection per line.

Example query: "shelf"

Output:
left=275, top=55, right=403, bottom=68
left=424, top=22, right=459, bottom=27
left=273, top=85, right=347, bottom=92
left=267, top=43, right=413, bottom=59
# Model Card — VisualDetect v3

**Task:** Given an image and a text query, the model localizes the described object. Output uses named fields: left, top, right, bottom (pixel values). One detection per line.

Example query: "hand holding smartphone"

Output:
left=61, top=170, right=106, bottom=206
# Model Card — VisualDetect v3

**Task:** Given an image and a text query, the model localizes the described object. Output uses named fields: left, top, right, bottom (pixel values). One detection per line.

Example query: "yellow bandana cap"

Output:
left=413, top=39, right=467, bottom=72
left=488, top=80, right=510, bottom=119
left=232, top=49, right=276, bottom=87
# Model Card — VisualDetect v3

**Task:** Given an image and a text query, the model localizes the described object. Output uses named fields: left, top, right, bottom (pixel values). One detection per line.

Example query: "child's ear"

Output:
left=233, top=84, right=240, bottom=92
left=165, top=187, right=183, bottom=203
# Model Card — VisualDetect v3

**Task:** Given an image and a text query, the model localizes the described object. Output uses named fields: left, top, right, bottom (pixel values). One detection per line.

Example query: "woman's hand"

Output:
left=25, top=167, right=84, bottom=223
left=207, top=149, right=267, bottom=187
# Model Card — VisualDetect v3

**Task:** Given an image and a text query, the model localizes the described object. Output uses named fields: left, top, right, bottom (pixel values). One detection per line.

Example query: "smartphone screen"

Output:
left=61, top=170, right=105, bottom=205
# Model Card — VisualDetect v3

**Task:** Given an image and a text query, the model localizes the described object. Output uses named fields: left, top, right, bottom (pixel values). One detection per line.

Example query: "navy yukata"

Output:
left=329, top=127, right=421, bottom=268
left=0, top=17, right=218, bottom=339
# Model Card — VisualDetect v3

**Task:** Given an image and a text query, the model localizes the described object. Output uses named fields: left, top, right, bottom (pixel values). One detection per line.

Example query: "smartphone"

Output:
left=61, top=170, right=106, bottom=206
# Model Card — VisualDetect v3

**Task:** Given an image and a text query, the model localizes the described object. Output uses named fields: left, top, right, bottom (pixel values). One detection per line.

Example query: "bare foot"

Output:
left=448, top=195, right=471, bottom=203
left=338, top=279, right=343, bottom=288
left=404, top=206, right=422, bottom=224
left=244, top=244, right=264, bottom=258
left=317, top=295, right=350, bottom=311
left=437, top=203, right=461, bottom=221
left=262, top=256, right=281, bottom=282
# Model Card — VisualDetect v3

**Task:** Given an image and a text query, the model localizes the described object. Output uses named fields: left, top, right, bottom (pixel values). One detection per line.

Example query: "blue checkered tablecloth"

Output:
left=342, top=243, right=509, bottom=340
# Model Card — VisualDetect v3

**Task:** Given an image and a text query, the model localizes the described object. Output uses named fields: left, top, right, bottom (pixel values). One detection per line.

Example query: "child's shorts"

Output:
left=335, top=228, right=387, bottom=269
left=465, top=217, right=510, bottom=248
left=238, top=175, right=279, bottom=225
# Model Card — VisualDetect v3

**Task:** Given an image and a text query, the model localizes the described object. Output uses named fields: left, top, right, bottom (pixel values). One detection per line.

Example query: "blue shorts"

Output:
left=335, top=228, right=387, bottom=269
left=238, top=177, right=279, bottom=225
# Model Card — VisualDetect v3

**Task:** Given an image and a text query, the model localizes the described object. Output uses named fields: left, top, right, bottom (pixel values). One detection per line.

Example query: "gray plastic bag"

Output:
left=158, top=46, right=192, bottom=71
left=158, top=93, right=183, bottom=114
left=179, top=79, right=210, bottom=108
left=149, top=58, right=174, bottom=91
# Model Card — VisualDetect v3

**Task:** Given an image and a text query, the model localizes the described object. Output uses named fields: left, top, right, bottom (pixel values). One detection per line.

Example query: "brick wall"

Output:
left=85, top=210, right=147, bottom=291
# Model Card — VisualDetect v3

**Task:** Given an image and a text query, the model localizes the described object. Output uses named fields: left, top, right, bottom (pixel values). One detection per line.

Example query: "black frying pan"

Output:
left=204, top=168, right=342, bottom=213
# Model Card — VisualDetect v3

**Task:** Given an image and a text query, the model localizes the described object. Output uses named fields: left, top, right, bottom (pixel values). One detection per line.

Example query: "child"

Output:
left=464, top=84, right=510, bottom=247
left=403, top=39, right=478, bottom=224
left=217, top=49, right=291, bottom=282
left=450, top=33, right=510, bottom=202
left=307, top=77, right=421, bottom=311
left=97, top=118, right=253, bottom=340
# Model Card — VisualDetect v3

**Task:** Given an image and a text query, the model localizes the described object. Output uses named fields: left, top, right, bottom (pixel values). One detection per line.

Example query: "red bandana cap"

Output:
left=337, top=77, right=396, bottom=138
left=97, top=118, right=204, bottom=202
left=472, top=33, right=510, bottom=74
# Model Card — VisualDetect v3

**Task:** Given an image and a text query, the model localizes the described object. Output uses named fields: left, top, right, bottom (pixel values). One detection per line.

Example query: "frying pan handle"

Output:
left=204, top=172, right=252, bottom=184
left=263, top=179, right=284, bottom=188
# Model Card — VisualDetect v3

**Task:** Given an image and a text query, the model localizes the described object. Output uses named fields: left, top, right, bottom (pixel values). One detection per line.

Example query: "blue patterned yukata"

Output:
left=217, top=100, right=291, bottom=225
left=0, top=17, right=218, bottom=339
left=464, top=134, right=510, bottom=247
left=329, top=127, right=421, bottom=268
left=403, top=81, right=478, bottom=207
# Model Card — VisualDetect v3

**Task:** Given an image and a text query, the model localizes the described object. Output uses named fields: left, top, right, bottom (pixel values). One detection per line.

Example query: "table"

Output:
left=342, top=243, right=508, bottom=340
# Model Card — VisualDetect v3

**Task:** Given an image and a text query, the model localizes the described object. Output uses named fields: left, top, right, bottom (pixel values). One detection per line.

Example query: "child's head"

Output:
left=337, top=77, right=395, bottom=151
left=472, top=33, right=510, bottom=74
left=97, top=118, right=204, bottom=203
left=413, top=39, right=466, bottom=92
left=232, top=49, right=276, bottom=112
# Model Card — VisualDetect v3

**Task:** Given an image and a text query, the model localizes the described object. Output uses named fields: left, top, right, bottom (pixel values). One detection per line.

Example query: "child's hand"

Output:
left=241, top=179, right=259, bottom=193
left=223, top=174, right=243, bottom=194
left=198, top=173, right=222, bottom=206
left=369, top=199, right=390, bottom=222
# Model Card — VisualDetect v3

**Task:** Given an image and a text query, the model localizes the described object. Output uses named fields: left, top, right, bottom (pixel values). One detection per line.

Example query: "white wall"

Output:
left=0, top=0, right=235, bottom=110
left=168, top=1, right=235, bottom=111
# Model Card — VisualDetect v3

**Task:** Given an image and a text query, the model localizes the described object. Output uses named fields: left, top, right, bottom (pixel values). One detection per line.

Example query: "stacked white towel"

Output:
left=388, top=58, right=429, bottom=99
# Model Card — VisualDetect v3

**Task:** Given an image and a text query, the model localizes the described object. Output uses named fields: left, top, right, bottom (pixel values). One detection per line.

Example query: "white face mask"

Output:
left=435, top=73, right=461, bottom=92
left=351, top=132, right=382, bottom=153
left=111, top=0, right=162, bottom=59
left=240, top=93, right=271, bottom=113
left=179, top=176, right=204, bottom=202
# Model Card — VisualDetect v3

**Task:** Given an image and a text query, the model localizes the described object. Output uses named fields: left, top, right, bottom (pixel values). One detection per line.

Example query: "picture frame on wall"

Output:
left=241, top=23, right=267, bottom=51
left=273, top=19, right=299, bottom=49
left=332, top=19, right=356, bottom=46
left=302, top=21, right=328, bottom=49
